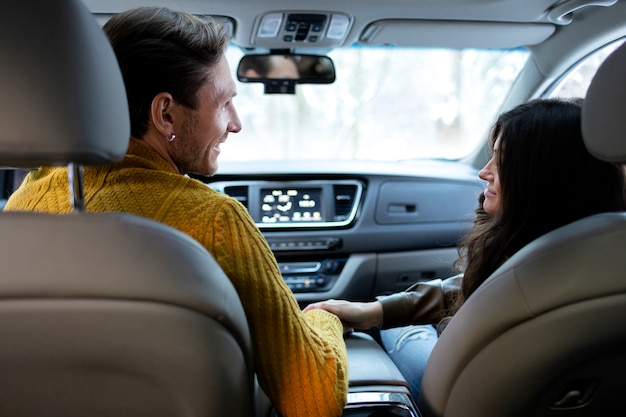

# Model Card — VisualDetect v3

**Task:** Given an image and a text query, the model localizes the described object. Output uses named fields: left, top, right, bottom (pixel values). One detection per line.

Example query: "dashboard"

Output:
left=210, top=179, right=363, bottom=229
left=197, top=159, right=484, bottom=305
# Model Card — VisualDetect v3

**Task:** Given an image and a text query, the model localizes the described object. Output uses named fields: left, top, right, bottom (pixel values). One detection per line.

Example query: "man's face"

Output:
left=171, top=55, right=242, bottom=176
left=267, top=56, right=299, bottom=79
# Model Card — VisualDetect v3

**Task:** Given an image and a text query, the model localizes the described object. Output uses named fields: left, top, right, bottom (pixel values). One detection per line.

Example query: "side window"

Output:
left=548, top=39, right=625, bottom=98
left=0, top=170, right=14, bottom=210
left=0, top=169, right=28, bottom=210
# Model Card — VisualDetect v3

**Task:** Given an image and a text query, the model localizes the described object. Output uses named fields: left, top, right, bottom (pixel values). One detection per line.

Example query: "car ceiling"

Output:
left=84, top=0, right=625, bottom=75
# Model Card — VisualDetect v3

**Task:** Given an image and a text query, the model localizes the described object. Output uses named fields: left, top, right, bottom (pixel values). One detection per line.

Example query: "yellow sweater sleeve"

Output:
left=208, top=198, right=348, bottom=417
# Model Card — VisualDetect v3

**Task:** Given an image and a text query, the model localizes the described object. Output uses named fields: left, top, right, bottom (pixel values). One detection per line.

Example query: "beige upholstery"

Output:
left=582, top=40, right=626, bottom=162
left=0, top=0, right=254, bottom=416
left=419, top=40, right=626, bottom=417
left=0, top=0, right=129, bottom=167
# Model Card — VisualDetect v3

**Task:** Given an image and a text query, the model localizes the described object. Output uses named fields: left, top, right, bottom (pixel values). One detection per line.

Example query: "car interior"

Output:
left=1, top=0, right=625, bottom=416
left=0, top=1, right=255, bottom=416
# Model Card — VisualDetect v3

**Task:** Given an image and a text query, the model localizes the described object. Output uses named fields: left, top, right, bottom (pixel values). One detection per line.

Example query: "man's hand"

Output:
left=303, top=299, right=383, bottom=333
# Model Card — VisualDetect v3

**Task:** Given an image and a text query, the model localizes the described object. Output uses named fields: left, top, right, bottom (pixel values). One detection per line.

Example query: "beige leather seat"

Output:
left=419, top=40, right=626, bottom=417
left=0, top=0, right=254, bottom=416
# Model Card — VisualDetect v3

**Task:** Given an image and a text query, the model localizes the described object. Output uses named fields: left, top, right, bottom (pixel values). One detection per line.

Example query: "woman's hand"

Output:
left=303, top=299, right=383, bottom=333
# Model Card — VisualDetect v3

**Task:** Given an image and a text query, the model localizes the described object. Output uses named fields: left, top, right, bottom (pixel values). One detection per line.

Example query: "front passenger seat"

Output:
left=0, top=0, right=254, bottom=416
left=418, top=40, right=626, bottom=417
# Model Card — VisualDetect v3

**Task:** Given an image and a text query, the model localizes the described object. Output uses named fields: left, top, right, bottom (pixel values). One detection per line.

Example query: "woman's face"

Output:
left=478, top=137, right=502, bottom=216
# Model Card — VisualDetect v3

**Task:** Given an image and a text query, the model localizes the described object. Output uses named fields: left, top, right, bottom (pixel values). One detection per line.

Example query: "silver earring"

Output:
left=166, top=133, right=176, bottom=142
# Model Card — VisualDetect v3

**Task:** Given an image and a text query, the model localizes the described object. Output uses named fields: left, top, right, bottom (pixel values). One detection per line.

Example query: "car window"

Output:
left=224, top=46, right=529, bottom=163
left=547, top=38, right=625, bottom=98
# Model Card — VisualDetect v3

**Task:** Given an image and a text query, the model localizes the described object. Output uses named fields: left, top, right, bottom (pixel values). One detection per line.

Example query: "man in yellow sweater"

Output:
left=4, top=7, right=348, bottom=417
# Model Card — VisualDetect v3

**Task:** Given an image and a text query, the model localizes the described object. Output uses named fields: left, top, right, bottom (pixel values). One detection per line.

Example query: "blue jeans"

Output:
left=380, top=324, right=439, bottom=402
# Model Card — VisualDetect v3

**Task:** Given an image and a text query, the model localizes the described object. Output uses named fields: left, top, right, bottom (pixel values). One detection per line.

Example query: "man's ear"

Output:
left=150, top=92, right=176, bottom=136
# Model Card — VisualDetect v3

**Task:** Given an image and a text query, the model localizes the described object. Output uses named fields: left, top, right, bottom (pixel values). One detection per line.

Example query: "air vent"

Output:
left=224, top=185, right=249, bottom=209
left=334, top=184, right=358, bottom=221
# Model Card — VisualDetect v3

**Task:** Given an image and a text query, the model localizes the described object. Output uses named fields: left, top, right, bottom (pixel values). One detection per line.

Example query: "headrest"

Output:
left=582, top=40, right=626, bottom=163
left=0, top=0, right=129, bottom=168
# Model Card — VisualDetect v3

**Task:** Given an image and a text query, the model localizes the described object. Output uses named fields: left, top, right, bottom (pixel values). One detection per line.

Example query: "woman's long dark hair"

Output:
left=448, top=98, right=626, bottom=318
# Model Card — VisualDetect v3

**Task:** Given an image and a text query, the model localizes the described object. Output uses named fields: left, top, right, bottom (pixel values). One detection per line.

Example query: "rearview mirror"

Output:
left=237, top=54, right=335, bottom=94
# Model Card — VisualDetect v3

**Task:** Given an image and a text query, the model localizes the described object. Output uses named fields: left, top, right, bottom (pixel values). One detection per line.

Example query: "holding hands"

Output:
left=303, top=299, right=383, bottom=334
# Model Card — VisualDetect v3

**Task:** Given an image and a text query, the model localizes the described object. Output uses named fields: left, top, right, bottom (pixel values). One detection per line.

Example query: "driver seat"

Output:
left=0, top=0, right=254, bottom=416
left=418, top=40, right=626, bottom=417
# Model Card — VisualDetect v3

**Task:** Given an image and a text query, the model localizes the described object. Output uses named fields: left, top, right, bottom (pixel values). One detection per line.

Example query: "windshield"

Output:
left=224, top=46, right=529, bottom=162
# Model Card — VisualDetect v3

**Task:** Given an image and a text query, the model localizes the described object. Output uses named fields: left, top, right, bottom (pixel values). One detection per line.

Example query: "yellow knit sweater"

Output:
left=5, top=141, right=348, bottom=417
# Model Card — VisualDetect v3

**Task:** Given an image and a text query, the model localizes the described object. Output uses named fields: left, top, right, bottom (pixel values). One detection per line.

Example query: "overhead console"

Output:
left=252, top=11, right=353, bottom=47
left=209, top=179, right=363, bottom=230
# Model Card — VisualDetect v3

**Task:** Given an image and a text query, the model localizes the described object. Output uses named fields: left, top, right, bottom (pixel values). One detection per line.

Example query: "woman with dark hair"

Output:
left=304, top=97, right=626, bottom=400
left=451, top=97, right=625, bottom=315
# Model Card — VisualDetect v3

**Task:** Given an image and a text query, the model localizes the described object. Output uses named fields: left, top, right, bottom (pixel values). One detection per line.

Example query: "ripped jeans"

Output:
left=380, top=324, right=439, bottom=402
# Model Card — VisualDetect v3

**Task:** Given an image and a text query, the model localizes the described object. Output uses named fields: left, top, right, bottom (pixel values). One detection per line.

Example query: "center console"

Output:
left=255, top=331, right=422, bottom=417
left=210, top=178, right=364, bottom=295
left=343, top=332, right=421, bottom=417
left=277, top=258, right=346, bottom=292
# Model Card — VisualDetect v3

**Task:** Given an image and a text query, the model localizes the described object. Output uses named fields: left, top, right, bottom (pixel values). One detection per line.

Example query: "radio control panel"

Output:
left=278, top=258, right=345, bottom=292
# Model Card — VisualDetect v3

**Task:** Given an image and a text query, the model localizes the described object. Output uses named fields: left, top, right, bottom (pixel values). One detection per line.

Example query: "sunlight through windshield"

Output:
left=225, top=46, right=529, bottom=162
